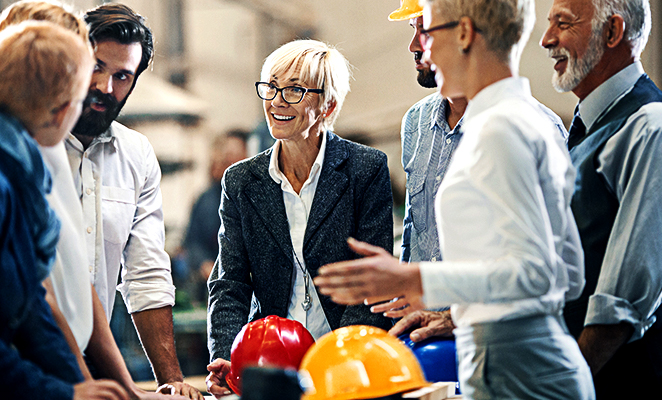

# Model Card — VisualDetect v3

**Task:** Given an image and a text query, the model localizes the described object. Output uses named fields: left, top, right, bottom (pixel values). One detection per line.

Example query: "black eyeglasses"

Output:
left=419, top=21, right=460, bottom=46
left=419, top=20, right=483, bottom=46
left=255, top=82, right=323, bottom=104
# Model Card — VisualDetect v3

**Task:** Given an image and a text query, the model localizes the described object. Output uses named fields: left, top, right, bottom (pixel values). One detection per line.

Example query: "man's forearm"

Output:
left=577, top=322, right=634, bottom=375
left=131, top=306, right=183, bottom=386
left=85, top=284, right=139, bottom=392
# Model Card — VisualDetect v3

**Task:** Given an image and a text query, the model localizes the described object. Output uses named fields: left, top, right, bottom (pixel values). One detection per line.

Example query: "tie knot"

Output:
left=567, top=112, right=586, bottom=150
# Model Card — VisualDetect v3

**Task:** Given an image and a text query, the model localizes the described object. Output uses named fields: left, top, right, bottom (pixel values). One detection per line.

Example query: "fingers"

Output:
left=369, top=297, right=409, bottom=314
left=161, top=382, right=204, bottom=400
left=389, top=310, right=455, bottom=342
left=316, top=257, right=377, bottom=281
left=409, top=325, right=449, bottom=342
left=74, top=380, right=130, bottom=400
left=383, top=306, right=415, bottom=319
left=206, top=379, right=232, bottom=398
left=156, top=384, right=175, bottom=395
left=207, top=358, right=230, bottom=373
left=346, top=237, right=387, bottom=257
left=318, top=286, right=371, bottom=305
left=388, top=311, right=426, bottom=337
left=206, top=371, right=231, bottom=398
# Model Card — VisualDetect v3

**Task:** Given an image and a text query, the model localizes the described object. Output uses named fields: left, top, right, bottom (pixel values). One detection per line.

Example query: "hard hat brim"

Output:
left=388, top=8, right=424, bottom=21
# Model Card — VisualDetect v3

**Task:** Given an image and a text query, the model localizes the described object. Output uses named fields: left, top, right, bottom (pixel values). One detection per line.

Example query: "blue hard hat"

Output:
left=398, top=333, right=460, bottom=393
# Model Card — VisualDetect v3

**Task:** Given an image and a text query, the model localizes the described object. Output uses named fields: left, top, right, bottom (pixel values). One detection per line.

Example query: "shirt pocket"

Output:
left=406, top=178, right=428, bottom=232
left=101, top=186, right=136, bottom=245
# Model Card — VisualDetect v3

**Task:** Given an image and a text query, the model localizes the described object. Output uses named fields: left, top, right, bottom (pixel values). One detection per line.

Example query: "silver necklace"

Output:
left=293, top=251, right=312, bottom=312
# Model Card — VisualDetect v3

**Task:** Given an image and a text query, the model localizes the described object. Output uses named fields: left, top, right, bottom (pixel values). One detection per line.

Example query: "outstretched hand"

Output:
left=314, top=238, right=423, bottom=306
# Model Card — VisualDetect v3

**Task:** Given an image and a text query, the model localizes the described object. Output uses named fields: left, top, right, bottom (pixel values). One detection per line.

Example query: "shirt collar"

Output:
left=66, top=122, right=117, bottom=152
left=429, top=93, right=464, bottom=135
left=465, top=76, right=531, bottom=123
left=268, top=131, right=327, bottom=187
left=578, top=61, right=644, bottom=131
left=430, top=93, right=448, bottom=131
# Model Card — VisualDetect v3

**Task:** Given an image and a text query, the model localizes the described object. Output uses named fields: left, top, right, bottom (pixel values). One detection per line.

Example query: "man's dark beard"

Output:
left=414, top=51, right=437, bottom=89
left=71, top=89, right=126, bottom=138
left=417, top=69, right=437, bottom=88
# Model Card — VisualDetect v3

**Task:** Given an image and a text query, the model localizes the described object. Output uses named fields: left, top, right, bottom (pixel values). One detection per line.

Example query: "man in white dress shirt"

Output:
left=541, top=0, right=662, bottom=396
left=65, top=4, right=201, bottom=399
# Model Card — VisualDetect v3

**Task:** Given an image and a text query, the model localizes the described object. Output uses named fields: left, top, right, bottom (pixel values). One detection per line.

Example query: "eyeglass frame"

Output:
left=255, top=82, right=324, bottom=105
left=418, top=20, right=483, bottom=46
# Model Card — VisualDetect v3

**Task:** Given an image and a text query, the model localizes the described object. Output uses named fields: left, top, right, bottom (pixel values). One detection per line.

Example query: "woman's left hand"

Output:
left=314, top=238, right=423, bottom=305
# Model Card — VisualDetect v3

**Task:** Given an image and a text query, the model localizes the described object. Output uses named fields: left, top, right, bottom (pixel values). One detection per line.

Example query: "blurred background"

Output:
left=2, top=0, right=659, bottom=383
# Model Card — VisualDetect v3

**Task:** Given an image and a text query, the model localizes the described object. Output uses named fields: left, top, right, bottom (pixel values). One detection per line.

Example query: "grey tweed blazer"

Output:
left=207, top=131, right=394, bottom=361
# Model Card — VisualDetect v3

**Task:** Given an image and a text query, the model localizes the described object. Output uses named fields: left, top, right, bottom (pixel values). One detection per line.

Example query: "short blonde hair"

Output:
left=0, top=21, right=93, bottom=130
left=422, top=0, right=535, bottom=62
left=0, top=0, right=88, bottom=41
left=260, top=39, right=351, bottom=132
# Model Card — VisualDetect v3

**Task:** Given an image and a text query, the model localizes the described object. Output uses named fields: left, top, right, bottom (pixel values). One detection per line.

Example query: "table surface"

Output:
left=136, top=376, right=463, bottom=399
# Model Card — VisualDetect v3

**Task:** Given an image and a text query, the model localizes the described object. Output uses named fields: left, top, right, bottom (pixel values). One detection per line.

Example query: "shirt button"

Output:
left=436, top=176, right=441, bottom=182
left=87, top=226, right=93, bottom=234
left=431, top=257, right=437, bottom=261
left=89, top=265, right=93, bottom=272
left=446, top=138, right=452, bottom=144
left=86, top=188, right=92, bottom=195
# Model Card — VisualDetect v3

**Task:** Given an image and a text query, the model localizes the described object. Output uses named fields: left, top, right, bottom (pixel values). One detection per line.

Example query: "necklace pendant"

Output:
left=302, top=298, right=312, bottom=311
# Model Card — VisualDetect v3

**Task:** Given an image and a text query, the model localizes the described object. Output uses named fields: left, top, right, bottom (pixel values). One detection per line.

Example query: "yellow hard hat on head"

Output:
left=299, top=326, right=429, bottom=400
left=388, top=0, right=424, bottom=21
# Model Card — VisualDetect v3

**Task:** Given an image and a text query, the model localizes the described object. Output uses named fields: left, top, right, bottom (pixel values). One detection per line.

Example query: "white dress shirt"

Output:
left=268, top=133, right=332, bottom=340
left=577, top=62, right=662, bottom=340
left=41, top=141, right=93, bottom=351
left=419, top=77, right=584, bottom=328
left=65, top=122, right=175, bottom=321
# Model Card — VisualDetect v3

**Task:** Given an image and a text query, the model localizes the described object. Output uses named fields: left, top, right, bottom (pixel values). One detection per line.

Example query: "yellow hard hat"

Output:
left=388, top=0, right=424, bottom=21
left=299, top=326, right=429, bottom=400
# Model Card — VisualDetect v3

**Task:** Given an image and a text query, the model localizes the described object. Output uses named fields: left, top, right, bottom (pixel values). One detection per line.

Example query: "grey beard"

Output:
left=551, top=31, right=605, bottom=93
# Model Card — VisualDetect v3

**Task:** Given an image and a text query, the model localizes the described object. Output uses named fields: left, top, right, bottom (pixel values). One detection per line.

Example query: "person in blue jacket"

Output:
left=0, top=19, right=127, bottom=400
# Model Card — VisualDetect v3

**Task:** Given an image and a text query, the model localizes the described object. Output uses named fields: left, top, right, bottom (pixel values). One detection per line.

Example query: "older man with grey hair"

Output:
left=541, top=0, right=662, bottom=396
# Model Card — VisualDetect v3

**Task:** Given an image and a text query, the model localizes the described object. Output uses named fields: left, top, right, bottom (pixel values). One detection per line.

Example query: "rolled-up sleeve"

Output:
left=118, top=141, right=175, bottom=313
left=587, top=105, right=662, bottom=341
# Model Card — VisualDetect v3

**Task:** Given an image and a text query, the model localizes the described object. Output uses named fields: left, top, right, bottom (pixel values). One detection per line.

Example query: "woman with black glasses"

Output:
left=205, top=39, right=394, bottom=397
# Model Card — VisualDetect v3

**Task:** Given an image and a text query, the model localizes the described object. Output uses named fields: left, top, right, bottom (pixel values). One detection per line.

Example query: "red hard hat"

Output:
left=226, top=315, right=315, bottom=395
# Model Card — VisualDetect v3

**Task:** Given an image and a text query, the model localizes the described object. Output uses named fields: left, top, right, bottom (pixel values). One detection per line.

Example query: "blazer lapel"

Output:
left=304, top=132, right=349, bottom=248
left=245, top=151, right=294, bottom=259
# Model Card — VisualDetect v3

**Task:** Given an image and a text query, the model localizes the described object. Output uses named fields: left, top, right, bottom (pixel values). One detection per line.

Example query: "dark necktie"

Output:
left=567, top=111, right=586, bottom=150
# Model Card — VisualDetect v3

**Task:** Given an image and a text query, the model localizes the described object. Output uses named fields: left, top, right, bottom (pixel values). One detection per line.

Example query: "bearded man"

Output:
left=65, top=3, right=202, bottom=399
left=541, top=0, right=662, bottom=396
